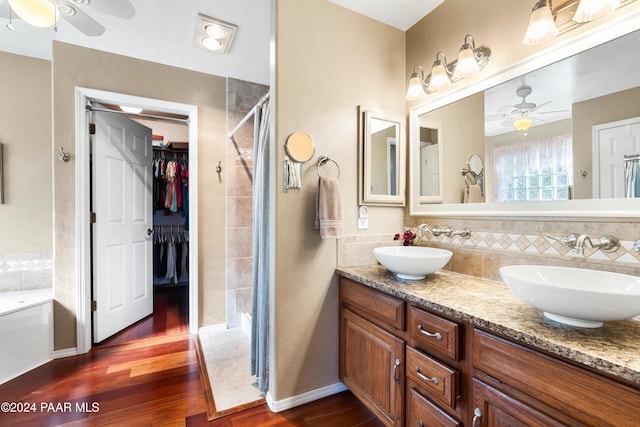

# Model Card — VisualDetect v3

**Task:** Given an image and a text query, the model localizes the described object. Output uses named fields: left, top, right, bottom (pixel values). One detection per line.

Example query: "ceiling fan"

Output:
left=1, top=0, right=135, bottom=36
left=486, top=84, right=567, bottom=130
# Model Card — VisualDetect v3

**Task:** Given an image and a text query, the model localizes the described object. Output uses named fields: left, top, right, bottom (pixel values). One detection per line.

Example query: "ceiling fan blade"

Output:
left=88, top=0, right=135, bottom=19
left=499, top=105, right=517, bottom=114
left=500, top=118, right=514, bottom=128
left=535, top=109, right=570, bottom=115
left=59, top=3, right=105, bottom=36
left=529, top=100, right=552, bottom=111
left=486, top=114, right=506, bottom=121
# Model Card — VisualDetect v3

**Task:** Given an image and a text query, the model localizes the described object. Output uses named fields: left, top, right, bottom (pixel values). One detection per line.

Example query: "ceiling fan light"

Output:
left=573, top=0, right=620, bottom=22
left=8, top=0, right=58, bottom=28
left=513, top=117, right=533, bottom=131
left=453, top=47, right=480, bottom=79
left=522, top=1, right=559, bottom=45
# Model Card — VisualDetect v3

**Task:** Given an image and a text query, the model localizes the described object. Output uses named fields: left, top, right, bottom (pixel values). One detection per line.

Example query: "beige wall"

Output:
left=572, top=86, right=640, bottom=199
left=52, top=42, right=227, bottom=349
left=273, top=0, right=405, bottom=400
left=0, top=52, right=52, bottom=254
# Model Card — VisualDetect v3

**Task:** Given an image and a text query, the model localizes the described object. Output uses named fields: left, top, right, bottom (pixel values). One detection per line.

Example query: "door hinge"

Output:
left=89, top=123, right=96, bottom=135
left=90, top=212, right=96, bottom=223
left=91, top=300, right=97, bottom=311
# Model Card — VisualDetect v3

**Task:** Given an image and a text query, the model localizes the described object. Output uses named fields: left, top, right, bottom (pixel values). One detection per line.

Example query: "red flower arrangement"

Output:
left=394, top=229, right=417, bottom=246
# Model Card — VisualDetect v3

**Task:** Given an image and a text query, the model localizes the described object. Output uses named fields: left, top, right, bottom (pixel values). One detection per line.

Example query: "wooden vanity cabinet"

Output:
left=339, top=279, right=405, bottom=427
left=472, top=328, right=640, bottom=427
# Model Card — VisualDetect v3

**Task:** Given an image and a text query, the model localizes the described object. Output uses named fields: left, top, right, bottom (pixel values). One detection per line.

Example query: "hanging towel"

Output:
left=467, top=184, right=483, bottom=203
left=315, top=177, right=342, bottom=239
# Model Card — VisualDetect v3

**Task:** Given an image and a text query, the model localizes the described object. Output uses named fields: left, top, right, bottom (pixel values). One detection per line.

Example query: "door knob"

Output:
left=147, top=229, right=154, bottom=236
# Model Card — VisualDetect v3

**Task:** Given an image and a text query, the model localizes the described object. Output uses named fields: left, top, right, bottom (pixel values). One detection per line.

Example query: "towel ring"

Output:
left=317, top=155, right=340, bottom=179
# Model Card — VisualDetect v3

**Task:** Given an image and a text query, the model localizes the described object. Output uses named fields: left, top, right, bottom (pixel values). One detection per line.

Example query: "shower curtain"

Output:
left=625, top=158, right=640, bottom=198
left=251, top=96, right=271, bottom=394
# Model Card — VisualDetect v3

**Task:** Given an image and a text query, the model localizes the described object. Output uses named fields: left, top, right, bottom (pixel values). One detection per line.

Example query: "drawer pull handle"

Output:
left=393, top=358, right=401, bottom=384
left=472, top=408, right=482, bottom=427
left=418, top=421, right=424, bottom=427
left=414, top=367, right=439, bottom=385
left=418, top=324, right=442, bottom=340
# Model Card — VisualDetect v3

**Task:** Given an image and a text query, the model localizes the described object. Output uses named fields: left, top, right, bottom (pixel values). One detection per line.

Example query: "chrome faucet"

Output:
left=573, top=234, right=620, bottom=254
left=417, top=223, right=471, bottom=239
left=545, top=233, right=619, bottom=254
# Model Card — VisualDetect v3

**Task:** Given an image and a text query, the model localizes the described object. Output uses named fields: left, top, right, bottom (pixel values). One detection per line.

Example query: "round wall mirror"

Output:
left=285, top=132, right=315, bottom=163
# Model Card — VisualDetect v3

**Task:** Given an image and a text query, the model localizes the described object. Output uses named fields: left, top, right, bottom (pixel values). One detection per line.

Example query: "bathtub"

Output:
left=0, top=289, right=53, bottom=385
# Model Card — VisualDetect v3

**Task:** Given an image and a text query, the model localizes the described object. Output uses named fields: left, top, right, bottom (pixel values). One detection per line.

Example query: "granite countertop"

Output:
left=336, top=265, right=640, bottom=386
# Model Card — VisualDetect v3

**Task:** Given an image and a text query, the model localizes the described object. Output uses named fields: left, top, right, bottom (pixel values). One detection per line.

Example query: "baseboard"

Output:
left=265, top=382, right=348, bottom=413
left=52, top=348, right=77, bottom=359
left=198, top=323, right=227, bottom=335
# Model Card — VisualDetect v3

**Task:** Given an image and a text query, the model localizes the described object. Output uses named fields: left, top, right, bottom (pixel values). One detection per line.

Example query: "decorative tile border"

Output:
left=0, top=252, right=53, bottom=292
left=414, top=229, right=640, bottom=265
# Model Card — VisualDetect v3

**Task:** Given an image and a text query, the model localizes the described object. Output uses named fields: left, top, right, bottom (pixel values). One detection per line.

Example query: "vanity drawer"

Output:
left=473, top=329, right=640, bottom=427
left=407, top=386, right=460, bottom=427
left=340, top=278, right=405, bottom=332
left=408, top=306, right=459, bottom=360
left=406, top=346, right=458, bottom=409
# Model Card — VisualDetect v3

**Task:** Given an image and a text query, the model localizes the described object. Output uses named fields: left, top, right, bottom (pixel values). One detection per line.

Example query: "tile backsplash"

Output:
left=338, top=217, right=640, bottom=282
left=0, top=252, right=53, bottom=292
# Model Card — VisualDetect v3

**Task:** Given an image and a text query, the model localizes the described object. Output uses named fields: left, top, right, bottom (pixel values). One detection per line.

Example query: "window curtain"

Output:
left=625, top=158, right=640, bottom=198
left=251, top=95, right=271, bottom=394
left=493, top=134, right=573, bottom=202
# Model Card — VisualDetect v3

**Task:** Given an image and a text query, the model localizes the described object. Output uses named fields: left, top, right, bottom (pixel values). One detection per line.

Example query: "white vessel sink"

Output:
left=373, top=246, right=452, bottom=280
left=500, top=265, right=640, bottom=328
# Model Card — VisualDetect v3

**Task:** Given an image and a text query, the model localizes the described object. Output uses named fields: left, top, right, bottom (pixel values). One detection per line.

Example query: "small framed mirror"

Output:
left=358, top=106, right=405, bottom=206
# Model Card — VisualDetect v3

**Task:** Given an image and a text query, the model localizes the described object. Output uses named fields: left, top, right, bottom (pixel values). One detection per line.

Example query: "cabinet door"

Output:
left=472, top=379, right=566, bottom=427
left=340, top=308, right=404, bottom=427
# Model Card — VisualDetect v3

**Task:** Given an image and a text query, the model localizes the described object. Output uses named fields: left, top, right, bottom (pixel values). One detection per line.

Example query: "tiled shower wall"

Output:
left=338, top=217, right=640, bottom=281
left=226, top=79, right=269, bottom=328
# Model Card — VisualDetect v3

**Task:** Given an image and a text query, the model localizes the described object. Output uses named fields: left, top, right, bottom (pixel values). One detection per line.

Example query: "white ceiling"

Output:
left=328, top=0, right=444, bottom=31
left=0, top=0, right=271, bottom=85
left=0, top=0, right=442, bottom=86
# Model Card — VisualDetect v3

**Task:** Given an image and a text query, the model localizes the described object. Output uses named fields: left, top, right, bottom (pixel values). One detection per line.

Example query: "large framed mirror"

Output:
left=409, top=13, right=640, bottom=217
left=359, top=106, right=405, bottom=206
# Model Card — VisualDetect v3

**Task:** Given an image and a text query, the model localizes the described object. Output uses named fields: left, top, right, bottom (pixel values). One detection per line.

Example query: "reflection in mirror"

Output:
left=418, top=122, right=442, bottom=199
left=359, top=106, right=405, bottom=206
left=409, top=24, right=640, bottom=216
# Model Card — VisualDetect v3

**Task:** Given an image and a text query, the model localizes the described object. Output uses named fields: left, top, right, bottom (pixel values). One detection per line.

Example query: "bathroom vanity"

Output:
left=337, top=266, right=640, bottom=427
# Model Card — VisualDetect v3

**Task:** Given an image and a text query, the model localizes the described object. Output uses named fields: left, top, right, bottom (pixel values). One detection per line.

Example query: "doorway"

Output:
left=75, top=87, right=199, bottom=354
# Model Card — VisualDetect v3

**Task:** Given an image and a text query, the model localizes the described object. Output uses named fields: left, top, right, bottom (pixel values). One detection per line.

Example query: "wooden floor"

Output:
left=0, top=286, right=382, bottom=426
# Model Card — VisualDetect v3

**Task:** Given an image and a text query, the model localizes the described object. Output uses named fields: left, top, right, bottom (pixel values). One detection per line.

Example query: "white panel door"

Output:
left=594, top=117, right=640, bottom=198
left=92, top=111, right=153, bottom=343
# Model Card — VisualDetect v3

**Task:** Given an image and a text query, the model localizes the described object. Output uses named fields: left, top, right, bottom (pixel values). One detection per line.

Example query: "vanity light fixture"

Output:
left=406, top=34, right=491, bottom=101
left=522, top=0, right=633, bottom=45
left=522, top=0, right=559, bottom=45
left=194, top=13, right=237, bottom=53
left=8, top=0, right=58, bottom=28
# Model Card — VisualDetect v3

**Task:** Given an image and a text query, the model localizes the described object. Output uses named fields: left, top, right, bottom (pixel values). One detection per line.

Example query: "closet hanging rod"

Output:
left=86, top=103, right=190, bottom=124
left=624, top=154, right=640, bottom=162
left=229, top=92, right=270, bottom=139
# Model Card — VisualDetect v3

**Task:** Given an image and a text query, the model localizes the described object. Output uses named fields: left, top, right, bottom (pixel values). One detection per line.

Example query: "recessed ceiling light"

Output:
left=205, top=24, right=227, bottom=39
left=195, top=13, right=237, bottom=54
left=202, top=37, right=223, bottom=51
